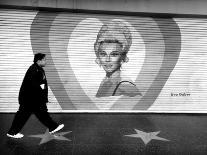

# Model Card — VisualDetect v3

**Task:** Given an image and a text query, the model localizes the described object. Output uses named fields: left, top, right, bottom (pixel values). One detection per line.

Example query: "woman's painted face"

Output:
left=97, top=42, right=123, bottom=73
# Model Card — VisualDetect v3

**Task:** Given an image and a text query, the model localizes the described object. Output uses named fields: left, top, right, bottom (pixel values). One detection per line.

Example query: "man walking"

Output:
left=7, top=53, right=64, bottom=138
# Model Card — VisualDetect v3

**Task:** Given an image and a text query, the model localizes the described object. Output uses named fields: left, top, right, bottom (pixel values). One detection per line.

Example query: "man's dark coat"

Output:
left=18, top=63, right=48, bottom=109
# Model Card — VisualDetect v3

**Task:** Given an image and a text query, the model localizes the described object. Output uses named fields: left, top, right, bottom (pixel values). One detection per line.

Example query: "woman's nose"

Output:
left=105, top=55, right=111, bottom=62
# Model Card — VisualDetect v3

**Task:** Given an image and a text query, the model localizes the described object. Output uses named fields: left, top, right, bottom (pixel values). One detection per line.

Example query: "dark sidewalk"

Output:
left=0, top=113, right=207, bottom=154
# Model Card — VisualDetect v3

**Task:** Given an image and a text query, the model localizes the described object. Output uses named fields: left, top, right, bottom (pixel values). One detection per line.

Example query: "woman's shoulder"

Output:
left=114, top=73, right=142, bottom=97
left=120, top=72, right=135, bottom=85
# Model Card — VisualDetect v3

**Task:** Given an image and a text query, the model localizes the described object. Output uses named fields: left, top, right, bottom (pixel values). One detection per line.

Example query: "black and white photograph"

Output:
left=0, top=0, right=207, bottom=154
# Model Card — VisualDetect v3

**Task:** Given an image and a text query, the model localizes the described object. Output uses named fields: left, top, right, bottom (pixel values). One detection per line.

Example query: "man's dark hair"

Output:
left=33, top=53, right=46, bottom=63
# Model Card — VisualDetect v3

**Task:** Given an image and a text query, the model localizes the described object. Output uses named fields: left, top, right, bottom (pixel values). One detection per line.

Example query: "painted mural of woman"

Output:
left=94, top=20, right=142, bottom=98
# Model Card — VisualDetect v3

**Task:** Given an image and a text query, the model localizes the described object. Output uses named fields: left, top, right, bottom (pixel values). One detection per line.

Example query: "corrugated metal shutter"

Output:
left=0, top=8, right=207, bottom=113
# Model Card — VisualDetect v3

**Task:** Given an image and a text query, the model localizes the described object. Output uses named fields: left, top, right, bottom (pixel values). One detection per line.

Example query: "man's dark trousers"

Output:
left=8, top=103, right=58, bottom=135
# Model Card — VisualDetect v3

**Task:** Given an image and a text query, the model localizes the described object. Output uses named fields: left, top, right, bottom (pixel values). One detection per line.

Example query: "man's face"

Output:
left=97, top=42, right=123, bottom=73
left=38, top=57, right=47, bottom=67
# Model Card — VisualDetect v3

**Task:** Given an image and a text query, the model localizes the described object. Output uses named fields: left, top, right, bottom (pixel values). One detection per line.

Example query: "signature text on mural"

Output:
left=171, top=92, right=191, bottom=97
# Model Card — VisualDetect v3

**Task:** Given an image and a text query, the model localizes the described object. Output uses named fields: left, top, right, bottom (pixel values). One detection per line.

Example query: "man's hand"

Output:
left=40, top=84, right=45, bottom=89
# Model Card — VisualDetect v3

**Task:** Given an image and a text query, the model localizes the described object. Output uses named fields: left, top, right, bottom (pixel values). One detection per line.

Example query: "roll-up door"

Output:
left=0, top=8, right=207, bottom=113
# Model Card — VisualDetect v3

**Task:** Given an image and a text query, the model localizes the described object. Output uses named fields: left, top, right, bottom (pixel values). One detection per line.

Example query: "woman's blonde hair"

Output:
left=94, top=20, right=132, bottom=56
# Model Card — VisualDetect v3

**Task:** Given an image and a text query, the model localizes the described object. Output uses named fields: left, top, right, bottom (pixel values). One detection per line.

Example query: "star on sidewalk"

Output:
left=28, top=129, right=72, bottom=145
left=124, top=129, right=169, bottom=145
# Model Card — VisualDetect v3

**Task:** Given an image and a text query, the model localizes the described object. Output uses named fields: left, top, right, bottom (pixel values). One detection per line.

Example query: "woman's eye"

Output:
left=99, top=52, right=107, bottom=57
left=110, top=52, right=120, bottom=57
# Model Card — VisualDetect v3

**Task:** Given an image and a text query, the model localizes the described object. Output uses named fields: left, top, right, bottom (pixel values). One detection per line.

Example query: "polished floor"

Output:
left=0, top=113, right=207, bottom=155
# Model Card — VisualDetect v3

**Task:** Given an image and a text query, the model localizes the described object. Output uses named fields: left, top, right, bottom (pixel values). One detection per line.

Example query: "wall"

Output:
left=0, top=8, right=207, bottom=113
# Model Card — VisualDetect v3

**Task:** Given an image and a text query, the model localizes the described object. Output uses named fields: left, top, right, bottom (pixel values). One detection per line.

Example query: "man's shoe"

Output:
left=49, top=124, right=64, bottom=134
left=7, top=133, right=24, bottom=139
